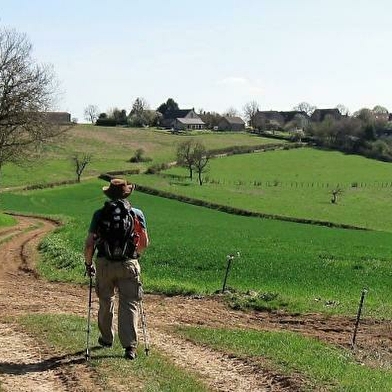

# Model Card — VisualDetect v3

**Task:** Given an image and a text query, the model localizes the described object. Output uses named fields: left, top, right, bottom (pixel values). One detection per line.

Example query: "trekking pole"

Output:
left=221, top=252, right=240, bottom=293
left=351, top=288, right=368, bottom=349
left=139, top=299, right=150, bottom=355
left=85, top=276, right=93, bottom=361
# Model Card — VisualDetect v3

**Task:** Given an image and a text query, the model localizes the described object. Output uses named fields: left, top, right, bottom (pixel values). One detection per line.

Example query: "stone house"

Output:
left=44, top=112, right=71, bottom=124
left=173, top=117, right=205, bottom=130
left=217, top=116, right=245, bottom=131
left=253, top=110, right=309, bottom=130
left=310, top=109, right=342, bottom=122
left=159, top=109, right=205, bottom=130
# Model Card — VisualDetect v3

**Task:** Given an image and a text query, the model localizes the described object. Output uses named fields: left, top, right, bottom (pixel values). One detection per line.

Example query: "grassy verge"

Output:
left=2, top=180, right=392, bottom=317
left=17, top=314, right=209, bottom=392
left=175, top=326, right=392, bottom=391
left=0, top=213, right=17, bottom=228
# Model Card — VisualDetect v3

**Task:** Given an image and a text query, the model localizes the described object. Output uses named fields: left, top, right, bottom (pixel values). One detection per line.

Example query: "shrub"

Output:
left=145, top=163, right=169, bottom=174
left=129, top=148, right=152, bottom=163
left=95, top=117, right=117, bottom=127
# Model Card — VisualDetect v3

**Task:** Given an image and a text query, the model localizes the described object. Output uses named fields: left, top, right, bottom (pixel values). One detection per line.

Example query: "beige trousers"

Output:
left=95, top=257, right=142, bottom=349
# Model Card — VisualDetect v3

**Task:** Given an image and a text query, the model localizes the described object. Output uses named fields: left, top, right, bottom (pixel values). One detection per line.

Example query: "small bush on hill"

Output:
left=95, top=117, right=117, bottom=127
left=129, top=148, right=152, bottom=163
left=146, top=163, right=169, bottom=174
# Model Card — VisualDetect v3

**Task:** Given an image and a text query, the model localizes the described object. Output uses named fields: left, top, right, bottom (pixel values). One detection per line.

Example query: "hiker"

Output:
left=84, top=178, right=149, bottom=360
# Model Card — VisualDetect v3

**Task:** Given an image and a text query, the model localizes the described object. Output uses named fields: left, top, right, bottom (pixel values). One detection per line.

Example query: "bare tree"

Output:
left=193, top=142, right=209, bottom=186
left=84, top=104, right=99, bottom=123
left=176, top=140, right=195, bottom=180
left=243, top=101, right=259, bottom=128
left=224, top=107, right=239, bottom=117
left=336, top=104, right=350, bottom=116
left=293, top=102, right=317, bottom=116
left=331, top=188, right=342, bottom=204
left=0, top=26, right=68, bottom=175
left=72, top=153, right=92, bottom=182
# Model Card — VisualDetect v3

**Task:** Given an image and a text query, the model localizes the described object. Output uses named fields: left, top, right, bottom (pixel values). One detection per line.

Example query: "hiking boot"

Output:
left=98, top=337, right=112, bottom=348
left=124, top=347, right=137, bottom=360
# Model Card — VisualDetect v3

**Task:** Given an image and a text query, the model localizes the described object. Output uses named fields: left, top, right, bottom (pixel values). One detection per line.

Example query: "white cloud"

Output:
left=217, top=77, right=248, bottom=85
left=216, top=77, right=264, bottom=95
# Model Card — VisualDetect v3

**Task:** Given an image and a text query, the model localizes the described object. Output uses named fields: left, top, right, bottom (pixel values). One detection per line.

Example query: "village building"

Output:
left=310, top=108, right=342, bottom=122
left=253, top=110, right=309, bottom=130
left=217, top=116, right=245, bottom=131
left=159, top=109, right=205, bottom=130
left=44, top=112, right=72, bottom=124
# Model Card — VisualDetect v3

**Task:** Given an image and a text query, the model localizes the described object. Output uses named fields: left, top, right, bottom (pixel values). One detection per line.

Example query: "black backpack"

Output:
left=97, top=199, right=137, bottom=260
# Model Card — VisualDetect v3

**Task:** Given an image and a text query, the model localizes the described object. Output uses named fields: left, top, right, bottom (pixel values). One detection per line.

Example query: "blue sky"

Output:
left=1, top=0, right=391, bottom=122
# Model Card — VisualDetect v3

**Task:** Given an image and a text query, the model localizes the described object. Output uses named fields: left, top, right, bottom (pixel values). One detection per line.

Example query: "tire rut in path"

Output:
left=148, top=329, right=302, bottom=391
left=0, top=215, right=305, bottom=391
left=5, top=215, right=391, bottom=390
left=0, top=216, right=104, bottom=392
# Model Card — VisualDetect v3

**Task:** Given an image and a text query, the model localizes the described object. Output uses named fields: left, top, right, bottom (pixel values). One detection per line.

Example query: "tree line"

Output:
left=84, top=98, right=264, bottom=129
left=84, top=98, right=181, bottom=127
left=304, top=106, right=392, bottom=162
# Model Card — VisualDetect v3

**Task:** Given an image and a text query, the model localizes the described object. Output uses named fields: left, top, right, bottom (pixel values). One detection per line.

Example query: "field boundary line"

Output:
left=133, top=184, right=369, bottom=231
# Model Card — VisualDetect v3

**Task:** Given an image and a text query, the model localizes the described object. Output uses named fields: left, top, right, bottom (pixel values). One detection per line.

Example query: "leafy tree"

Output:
left=199, top=111, right=221, bottom=129
left=354, top=108, right=375, bottom=125
left=373, top=105, right=389, bottom=114
left=110, top=108, right=127, bottom=125
left=95, top=111, right=118, bottom=126
left=84, top=104, right=99, bottom=124
left=129, top=97, right=154, bottom=127
left=157, top=98, right=179, bottom=114
left=130, top=97, right=149, bottom=116
left=0, top=26, right=68, bottom=175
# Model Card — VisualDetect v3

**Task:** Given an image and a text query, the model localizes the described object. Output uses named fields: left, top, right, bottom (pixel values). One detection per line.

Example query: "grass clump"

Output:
left=0, top=213, right=17, bottom=228
left=225, top=289, right=289, bottom=312
left=38, top=230, right=85, bottom=283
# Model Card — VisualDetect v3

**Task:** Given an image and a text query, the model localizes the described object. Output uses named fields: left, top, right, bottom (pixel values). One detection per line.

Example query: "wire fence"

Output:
left=160, top=173, right=392, bottom=190
left=202, top=178, right=392, bottom=189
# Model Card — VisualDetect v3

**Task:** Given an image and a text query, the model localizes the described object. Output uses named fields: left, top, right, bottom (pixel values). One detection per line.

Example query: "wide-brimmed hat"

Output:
left=102, top=178, right=134, bottom=199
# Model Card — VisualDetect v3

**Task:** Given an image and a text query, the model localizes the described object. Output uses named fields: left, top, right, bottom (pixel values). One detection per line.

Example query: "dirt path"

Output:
left=0, top=216, right=391, bottom=391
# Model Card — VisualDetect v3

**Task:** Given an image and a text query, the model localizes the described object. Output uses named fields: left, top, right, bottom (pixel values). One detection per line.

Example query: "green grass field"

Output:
left=0, top=125, right=281, bottom=187
left=2, top=179, right=392, bottom=317
left=136, top=147, right=392, bottom=231
left=2, top=126, right=392, bottom=389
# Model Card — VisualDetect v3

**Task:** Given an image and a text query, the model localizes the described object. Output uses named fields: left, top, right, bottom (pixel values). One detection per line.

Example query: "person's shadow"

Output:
left=0, top=346, right=121, bottom=375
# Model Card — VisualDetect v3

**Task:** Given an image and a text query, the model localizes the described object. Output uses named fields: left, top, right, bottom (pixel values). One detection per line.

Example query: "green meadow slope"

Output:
left=137, top=147, right=392, bottom=232
left=2, top=127, right=392, bottom=317
left=0, top=125, right=282, bottom=187
left=2, top=127, right=392, bottom=390
left=2, top=179, right=392, bottom=317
